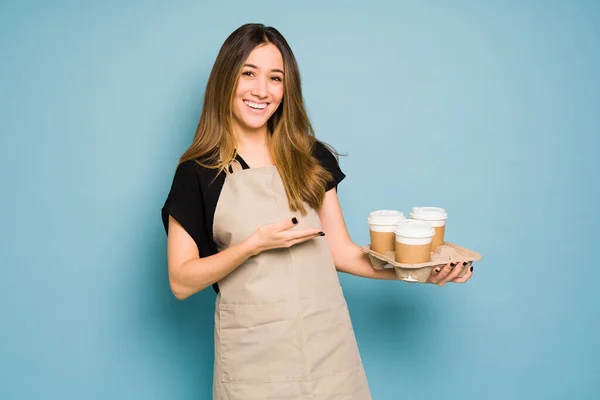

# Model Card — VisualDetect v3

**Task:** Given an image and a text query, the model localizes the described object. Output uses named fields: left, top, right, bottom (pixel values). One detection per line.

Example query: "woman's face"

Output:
left=232, top=43, right=284, bottom=136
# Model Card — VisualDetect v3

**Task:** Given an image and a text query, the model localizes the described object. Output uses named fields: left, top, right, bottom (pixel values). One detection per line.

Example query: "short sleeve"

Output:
left=313, top=141, right=346, bottom=191
left=161, top=160, right=207, bottom=252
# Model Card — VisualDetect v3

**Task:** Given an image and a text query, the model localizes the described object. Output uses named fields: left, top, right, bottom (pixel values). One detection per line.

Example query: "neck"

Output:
left=237, top=131, right=267, bottom=149
left=233, top=125, right=273, bottom=167
left=235, top=124, right=269, bottom=151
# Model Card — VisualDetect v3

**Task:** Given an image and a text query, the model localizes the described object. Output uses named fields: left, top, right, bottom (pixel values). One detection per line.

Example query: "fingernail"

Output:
left=463, top=261, right=468, bottom=266
left=450, top=263, right=456, bottom=267
left=318, top=231, right=325, bottom=236
left=292, top=217, right=298, bottom=224
left=470, top=266, right=474, bottom=272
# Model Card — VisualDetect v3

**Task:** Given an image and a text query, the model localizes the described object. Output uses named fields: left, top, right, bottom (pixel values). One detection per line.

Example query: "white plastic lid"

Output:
left=394, top=219, right=435, bottom=238
left=367, top=210, right=405, bottom=226
left=410, top=207, right=448, bottom=221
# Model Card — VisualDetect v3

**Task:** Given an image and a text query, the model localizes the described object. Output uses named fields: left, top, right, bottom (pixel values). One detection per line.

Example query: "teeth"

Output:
left=244, top=100, right=268, bottom=109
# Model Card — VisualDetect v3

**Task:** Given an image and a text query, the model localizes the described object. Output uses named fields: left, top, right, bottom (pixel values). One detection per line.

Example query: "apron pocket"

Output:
left=218, top=302, right=306, bottom=384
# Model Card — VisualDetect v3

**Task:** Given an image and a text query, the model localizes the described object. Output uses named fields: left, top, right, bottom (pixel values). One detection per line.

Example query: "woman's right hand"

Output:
left=246, top=217, right=324, bottom=256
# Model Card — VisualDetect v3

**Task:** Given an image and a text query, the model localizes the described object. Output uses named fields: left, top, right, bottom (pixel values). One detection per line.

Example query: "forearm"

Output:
left=170, top=238, right=257, bottom=299
left=334, top=242, right=397, bottom=280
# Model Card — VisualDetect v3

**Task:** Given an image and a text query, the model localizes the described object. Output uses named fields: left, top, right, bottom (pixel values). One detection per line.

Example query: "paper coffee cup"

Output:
left=394, top=219, right=435, bottom=264
left=409, top=207, right=448, bottom=251
left=368, top=210, right=405, bottom=254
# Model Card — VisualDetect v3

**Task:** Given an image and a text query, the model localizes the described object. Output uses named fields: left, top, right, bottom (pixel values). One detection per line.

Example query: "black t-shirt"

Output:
left=161, top=141, right=346, bottom=293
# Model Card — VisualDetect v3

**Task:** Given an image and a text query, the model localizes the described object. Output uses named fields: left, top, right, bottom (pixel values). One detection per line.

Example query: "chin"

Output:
left=244, top=117, right=272, bottom=130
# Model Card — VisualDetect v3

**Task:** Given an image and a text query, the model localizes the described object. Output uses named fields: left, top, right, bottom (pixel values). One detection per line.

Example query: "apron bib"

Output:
left=212, top=160, right=371, bottom=399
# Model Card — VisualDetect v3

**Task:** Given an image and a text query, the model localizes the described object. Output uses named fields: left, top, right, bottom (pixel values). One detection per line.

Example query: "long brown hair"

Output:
left=179, top=23, right=336, bottom=214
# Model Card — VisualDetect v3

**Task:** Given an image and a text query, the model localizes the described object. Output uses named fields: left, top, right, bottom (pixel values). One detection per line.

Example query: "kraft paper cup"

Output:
left=394, top=219, right=435, bottom=264
left=409, top=207, right=448, bottom=251
left=368, top=210, right=405, bottom=254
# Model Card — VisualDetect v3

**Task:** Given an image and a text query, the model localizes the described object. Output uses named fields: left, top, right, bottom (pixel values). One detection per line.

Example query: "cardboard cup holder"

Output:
left=361, top=242, right=482, bottom=283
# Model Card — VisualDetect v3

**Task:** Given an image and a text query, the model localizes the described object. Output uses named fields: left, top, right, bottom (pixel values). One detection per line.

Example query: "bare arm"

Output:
left=318, top=189, right=397, bottom=280
left=167, top=216, right=255, bottom=299
left=167, top=216, right=322, bottom=299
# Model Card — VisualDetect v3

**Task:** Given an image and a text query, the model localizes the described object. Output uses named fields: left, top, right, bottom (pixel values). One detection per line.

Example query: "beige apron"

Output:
left=211, top=160, right=371, bottom=399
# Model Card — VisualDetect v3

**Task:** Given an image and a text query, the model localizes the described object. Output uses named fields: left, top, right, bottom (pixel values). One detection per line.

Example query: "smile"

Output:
left=244, top=100, right=269, bottom=110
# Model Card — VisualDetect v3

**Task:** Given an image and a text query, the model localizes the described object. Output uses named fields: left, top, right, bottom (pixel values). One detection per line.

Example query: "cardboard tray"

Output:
left=360, top=242, right=483, bottom=283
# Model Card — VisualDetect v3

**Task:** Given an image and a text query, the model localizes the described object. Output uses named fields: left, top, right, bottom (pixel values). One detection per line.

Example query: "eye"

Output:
left=271, top=76, right=283, bottom=82
left=242, top=70, right=254, bottom=77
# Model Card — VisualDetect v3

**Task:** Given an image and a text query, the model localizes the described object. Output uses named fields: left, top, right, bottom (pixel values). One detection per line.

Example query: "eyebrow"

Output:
left=244, top=63, right=284, bottom=75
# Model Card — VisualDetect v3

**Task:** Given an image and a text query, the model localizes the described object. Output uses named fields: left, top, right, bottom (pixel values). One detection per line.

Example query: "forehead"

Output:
left=244, top=43, right=284, bottom=70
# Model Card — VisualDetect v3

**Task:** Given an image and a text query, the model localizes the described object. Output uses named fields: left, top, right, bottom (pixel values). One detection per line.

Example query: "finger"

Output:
left=433, top=262, right=453, bottom=285
left=443, top=261, right=468, bottom=283
left=274, top=217, right=299, bottom=232
left=286, top=232, right=323, bottom=247
left=427, top=265, right=443, bottom=283
left=284, top=229, right=323, bottom=241
left=453, top=265, right=473, bottom=283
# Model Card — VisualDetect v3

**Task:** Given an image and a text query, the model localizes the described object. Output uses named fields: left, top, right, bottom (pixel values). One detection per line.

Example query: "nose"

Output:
left=250, top=76, right=268, bottom=98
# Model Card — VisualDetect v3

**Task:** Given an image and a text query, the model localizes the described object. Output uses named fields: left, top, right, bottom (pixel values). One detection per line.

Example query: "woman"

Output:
left=162, top=23, right=472, bottom=400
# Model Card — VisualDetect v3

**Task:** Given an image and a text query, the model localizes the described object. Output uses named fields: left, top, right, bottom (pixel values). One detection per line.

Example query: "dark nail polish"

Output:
left=292, top=217, right=298, bottom=224
left=318, top=231, right=325, bottom=236
left=450, top=263, right=456, bottom=267
left=470, top=266, right=474, bottom=272
left=463, top=261, right=468, bottom=266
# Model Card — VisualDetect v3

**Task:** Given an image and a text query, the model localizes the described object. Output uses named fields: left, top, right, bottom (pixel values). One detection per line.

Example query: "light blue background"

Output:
left=1, top=1, right=599, bottom=399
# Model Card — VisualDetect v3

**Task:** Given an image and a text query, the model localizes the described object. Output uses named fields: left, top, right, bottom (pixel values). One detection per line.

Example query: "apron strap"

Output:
left=224, top=158, right=243, bottom=176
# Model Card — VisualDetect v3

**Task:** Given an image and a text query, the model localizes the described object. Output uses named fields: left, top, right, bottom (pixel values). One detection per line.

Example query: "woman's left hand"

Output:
left=426, top=261, right=473, bottom=286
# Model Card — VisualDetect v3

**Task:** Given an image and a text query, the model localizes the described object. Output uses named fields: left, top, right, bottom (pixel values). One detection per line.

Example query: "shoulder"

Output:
left=311, top=139, right=346, bottom=189
left=175, top=159, right=201, bottom=175
left=167, top=158, right=225, bottom=199
left=312, top=140, right=339, bottom=164
left=174, top=157, right=221, bottom=181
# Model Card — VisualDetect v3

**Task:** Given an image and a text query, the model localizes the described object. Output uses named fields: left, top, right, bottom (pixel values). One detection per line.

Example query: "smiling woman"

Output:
left=161, top=23, right=376, bottom=399
left=160, top=22, right=471, bottom=400
left=179, top=24, right=332, bottom=215
left=233, top=47, right=285, bottom=133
